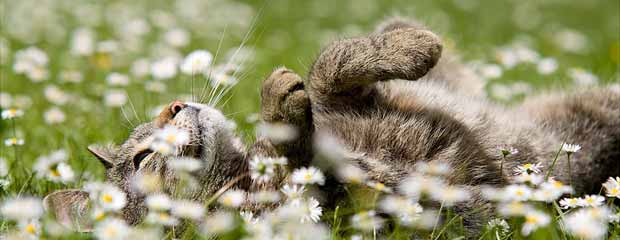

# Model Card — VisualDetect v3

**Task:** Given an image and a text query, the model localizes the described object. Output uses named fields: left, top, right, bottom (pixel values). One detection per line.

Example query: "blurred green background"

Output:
left=0, top=0, right=618, bottom=193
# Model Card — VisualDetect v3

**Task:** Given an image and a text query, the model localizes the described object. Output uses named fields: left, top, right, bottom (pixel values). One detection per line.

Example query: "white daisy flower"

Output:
left=351, top=210, right=383, bottom=232
left=291, top=166, right=325, bottom=185
left=561, top=143, right=582, bottom=153
left=70, top=28, right=95, bottom=56
left=33, top=152, right=74, bottom=183
left=504, top=184, right=532, bottom=202
left=4, top=137, right=25, bottom=146
left=164, top=28, right=190, bottom=48
left=498, top=201, right=533, bottom=217
left=513, top=162, right=543, bottom=175
left=145, top=81, right=166, bottom=93
left=167, top=157, right=202, bottom=172
left=429, top=186, right=471, bottom=206
left=559, top=197, right=580, bottom=209
left=281, top=184, right=306, bottom=201
left=154, top=125, right=190, bottom=147
left=180, top=50, right=213, bottom=74
left=366, top=181, right=393, bottom=193
left=18, top=219, right=40, bottom=238
left=399, top=174, right=445, bottom=199
left=149, top=141, right=173, bottom=155
left=103, top=90, right=127, bottom=107
left=150, top=57, right=178, bottom=80
left=94, top=218, right=130, bottom=240
left=563, top=207, right=609, bottom=240
left=130, top=59, right=150, bottom=78
left=603, top=176, right=620, bottom=198
left=96, top=185, right=127, bottom=212
left=171, top=200, right=205, bottom=220
left=415, top=161, right=451, bottom=176
left=145, top=194, right=172, bottom=211
left=218, top=189, right=246, bottom=208
left=1, top=108, right=24, bottom=119
left=336, top=164, right=367, bottom=184
left=514, top=172, right=544, bottom=185
left=479, top=64, right=503, bottom=79
left=379, top=195, right=423, bottom=225
left=0, top=197, right=44, bottom=220
left=256, top=122, right=298, bottom=144
left=540, top=178, right=573, bottom=197
left=44, top=107, right=66, bottom=124
left=44, top=85, right=70, bottom=105
left=521, top=210, right=550, bottom=236
left=251, top=190, right=281, bottom=204
left=296, top=197, right=322, bottom=223
left=145, top=211, right=179, bottom=226
left=578, top=195, right=605, bottom=207
left=536, top=58, right=558, bottom=75
left=249, top=156, right=276, bottom=183
left=203, top=211, right=236, bottom=235
left=106, top=72, right=130, bottom=86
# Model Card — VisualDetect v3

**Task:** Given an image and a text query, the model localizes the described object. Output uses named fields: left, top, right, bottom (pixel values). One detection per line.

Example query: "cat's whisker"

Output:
left=126, top=94, right=142, bottom=123
left=120, top=105, right=136, bottom=128
left=199, top=26, right=227, bottom=104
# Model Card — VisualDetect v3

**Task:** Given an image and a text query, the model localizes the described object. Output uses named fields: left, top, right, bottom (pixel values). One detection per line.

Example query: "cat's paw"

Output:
left=261, top=67, right=311, bottom=126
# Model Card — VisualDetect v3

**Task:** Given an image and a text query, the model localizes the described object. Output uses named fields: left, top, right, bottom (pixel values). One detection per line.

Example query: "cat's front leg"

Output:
left=307, top=28, right=442, bottom=109
left=258, top=67, right=314, bottom=169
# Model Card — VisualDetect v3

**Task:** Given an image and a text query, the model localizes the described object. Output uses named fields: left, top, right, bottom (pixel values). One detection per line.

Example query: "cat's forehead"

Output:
left=124, top=122, right=155, bottom=145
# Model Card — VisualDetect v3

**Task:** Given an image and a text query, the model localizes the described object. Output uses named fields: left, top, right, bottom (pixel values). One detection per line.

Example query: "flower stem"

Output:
left=566, top=153, right=572, bottom=193
left=545, top=141, right=566, bottom=180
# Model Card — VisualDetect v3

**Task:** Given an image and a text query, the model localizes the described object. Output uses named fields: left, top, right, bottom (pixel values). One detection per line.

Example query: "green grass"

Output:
left=0, top=0, right=619, bottom=239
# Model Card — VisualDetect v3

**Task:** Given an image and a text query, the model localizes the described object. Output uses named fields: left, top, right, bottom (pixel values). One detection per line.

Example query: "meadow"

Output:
left=0, top=0, right=619, bottom=239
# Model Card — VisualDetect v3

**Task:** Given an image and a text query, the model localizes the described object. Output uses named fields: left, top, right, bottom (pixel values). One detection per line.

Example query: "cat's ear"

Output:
left=87, top=144, right=117, bottom=169
left=43, top=190, right=93, bottom=232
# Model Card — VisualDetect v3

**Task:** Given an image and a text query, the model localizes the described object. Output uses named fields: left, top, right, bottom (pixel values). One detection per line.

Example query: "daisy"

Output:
left=521, top=210, right=550, bottom=236
left=150, top=57, right=178, bottom=80
left=164, top=28, right=190, bottom=48
left=145, top=194, right=172, bottom=211
left=131, top=172, right=162, bottom=194
left=103, top=90, right=127, bottom=107
left=18, top=219, right=40, bottom=238
left=94, top=218, right=130, bottom=240
left=180, top=50, right=213, bottom=74
left=281, top=184, right=306, bottom=201
left=602, top=176, right=620, bottom=198
left=203, top=211, right=236, bottom=235
left=297, top=197, right=322, bottom=223
left=415, top=161, right=451, bottom=176
left=379, top=195, right=423, bottom=225
left=1, top=108, right=24, bottom=119
left=239, top=211, right=258, bottom=225
left=366, top=181, right=393, bottom=193
left=498, top=201, right=532, bottom=217
left=251, top=190, right=281, bottom=204
left=149, top=141, right=173, bottom=155
left=578, top=195, right=605, bottom=207
left=4, top=137, right=24, bottom=146
left=498, top=145, right=519, bottom=157
left=218, top=189, right=246, bottom=208
left=0, top=197, right=44, bottom=220
left=145, top=81, right=166, bottom=93
left=44, top=107, right=66, bottom=124
left=514, top=172, right=543, bottom=185
left=336, top=164, right=367, bottom=184
left=540, top=178, right=573, bottom=197
left=249, top=156, right=276, bottom=183
left=563, top=208, right=609, bottom=240
left=399, top=174, right=445, bottom=199
left=256, top=122, right=298, bottom=144
left=351, top=210, right=383, bottom=232
left=291, top=166, right=325, bottom=185
left=145, top=211, right=179, bottom=226
left=429, top=186, right=471, bottom=206
left=130, top=59, right=150, bottom=78
left=167, top=157, right=202, bottom=172
left=514, top=162, right=543, bottom=175
left=106, top=72, right=130, bottom=86
left=171, top=200, right=205, bottom=220
left=561, top=143, right=581, bottom=153
left=503, top=184, right=532, bottom=202
left=568, top=68, right=598, bottom=86
left=536, top=58, right=558, bottom=75
left=154, top=125, right=190, bottom=147
left=97, top=185, right=127, bottom=212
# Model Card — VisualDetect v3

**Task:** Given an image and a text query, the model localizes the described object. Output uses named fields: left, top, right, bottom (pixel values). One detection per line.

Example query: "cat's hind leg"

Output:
left=307, top=27, right=442, bottom=109
left=376, top=16, right=485, bottom=96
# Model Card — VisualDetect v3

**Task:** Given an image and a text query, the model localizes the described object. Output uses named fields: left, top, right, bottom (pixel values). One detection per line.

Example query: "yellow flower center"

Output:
left=159, top=213, right=170, bottom=220
left=515, top=190, right=524, bottom=196
left=50, top=168, right=61, bottom=177
left=553, top=181, right=563, bottom=188
left=525, top=216, right=539, bottom=224
left=9, top=138, right=17, bottom=144
left=611, top=188, right=619, bottom=195
left=8, top=109, right=16, bottom=115
left=569, top=199, right=577, bottom=204
left=523, top=163, right=532, bottom=169
left=102, top=194, right=113, bottom=203
left=374, top=183, right=385, bottom=190
left=586, top=198, right=594, bottom=204
left=95, top=212, right=106, bottom=221
left=304, top=173, right=313, bottom=181
left=25, top=224, right=36, bottom=234
left=104, top=227, right=118, bottom=237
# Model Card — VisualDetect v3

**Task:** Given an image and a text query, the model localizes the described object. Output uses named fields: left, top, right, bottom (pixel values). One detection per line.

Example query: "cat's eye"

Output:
left=133, top=150, right=153, bottom=170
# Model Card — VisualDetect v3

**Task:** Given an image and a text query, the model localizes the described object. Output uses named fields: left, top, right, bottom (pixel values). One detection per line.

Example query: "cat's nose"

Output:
left=170, top=100, right=186, bottom=116
left=155, top=100, right=186, bottom=127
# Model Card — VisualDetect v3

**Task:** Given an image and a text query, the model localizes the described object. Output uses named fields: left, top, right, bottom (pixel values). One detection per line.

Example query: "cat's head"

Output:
left=43, top=101, right=248, bottom=230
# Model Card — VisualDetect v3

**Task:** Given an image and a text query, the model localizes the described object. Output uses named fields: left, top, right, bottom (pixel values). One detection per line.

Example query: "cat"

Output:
left=44, top=17, right=620, bottom=233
